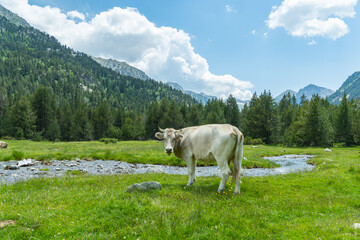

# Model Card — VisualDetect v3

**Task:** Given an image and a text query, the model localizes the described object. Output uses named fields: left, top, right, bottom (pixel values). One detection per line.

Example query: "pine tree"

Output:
left=225, top=94, right=240, bottom=127
left=10, top=98, right=35, bottom=139
left=145, top=101, right=160, bottom=138
left=32, top=86, right=54, bottom=137
left=94, top=100, right=111, bottom=139
left=305, top=95, right=334, bottom=146
left=336, top=93, right=353, bottom=146
left=203, top=99, right=226, bottom=124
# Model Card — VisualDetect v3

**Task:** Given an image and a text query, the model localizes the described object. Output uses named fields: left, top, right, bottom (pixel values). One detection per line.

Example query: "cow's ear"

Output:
left=155, top=132, right=164, bottom=140
left=176, top=133, right=183, bottom=141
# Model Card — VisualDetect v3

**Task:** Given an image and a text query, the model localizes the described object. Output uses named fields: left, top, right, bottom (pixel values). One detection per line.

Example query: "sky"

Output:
left=1, top=0, right=360, bottom=100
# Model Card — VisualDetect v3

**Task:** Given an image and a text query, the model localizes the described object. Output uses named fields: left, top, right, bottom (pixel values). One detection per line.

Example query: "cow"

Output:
left=155, top=124, right=244, bottom=194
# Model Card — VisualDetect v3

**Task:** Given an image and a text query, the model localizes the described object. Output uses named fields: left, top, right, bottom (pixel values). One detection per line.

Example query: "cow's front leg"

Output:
left=186, top=158, right=196, bottom=186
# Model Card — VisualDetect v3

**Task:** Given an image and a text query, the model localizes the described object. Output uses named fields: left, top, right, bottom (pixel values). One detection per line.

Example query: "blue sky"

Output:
left=2, top=0, right=360, bottom=99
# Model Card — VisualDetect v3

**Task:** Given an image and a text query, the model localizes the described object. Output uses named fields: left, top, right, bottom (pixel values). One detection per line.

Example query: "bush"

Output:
left=244, top=136, right=263, bottom=145
left=2, top=136, right=13, bottom=140
left=12, top=150, right=25, bottom=160
left=32, top=131, right=43, bottom=142
left=99, top=138, right=117, bottom=144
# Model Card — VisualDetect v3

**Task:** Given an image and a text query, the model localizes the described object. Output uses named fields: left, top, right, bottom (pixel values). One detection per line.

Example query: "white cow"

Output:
left=155, top=124, right=244, bottom=194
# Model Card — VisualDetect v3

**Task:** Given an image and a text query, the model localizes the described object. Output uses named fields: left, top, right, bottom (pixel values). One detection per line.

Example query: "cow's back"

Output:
left=180, top=124, right=237, bottom=162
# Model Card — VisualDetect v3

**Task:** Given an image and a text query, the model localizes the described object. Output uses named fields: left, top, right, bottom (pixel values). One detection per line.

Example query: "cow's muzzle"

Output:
left=165, top=148, right=173, bottom=155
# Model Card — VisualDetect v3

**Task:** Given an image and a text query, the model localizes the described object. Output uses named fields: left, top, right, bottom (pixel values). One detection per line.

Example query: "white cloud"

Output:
left=225, top=5, right=237, bottom=13
left=266, top=0, right=358, bottom=40
left=308, top=39, right=317, bottom=45
left=0, top=0, right=253, bottom=100
left=67, top=10, right=85, bottom=21
left=251, top=29, right=256, bottom=35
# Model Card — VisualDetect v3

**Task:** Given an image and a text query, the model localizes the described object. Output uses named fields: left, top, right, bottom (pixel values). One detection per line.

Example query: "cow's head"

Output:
left=155, top=128, right=183, bottom=155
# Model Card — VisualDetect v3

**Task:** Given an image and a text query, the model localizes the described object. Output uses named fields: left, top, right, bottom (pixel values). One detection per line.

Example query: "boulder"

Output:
left=8, top=165, right=19, bottom=170
left=17, top=159, right=35, bottom=167
left=251, top=146, right=258, bottom=148
left=127, top=181, right=162, bottom=192
left=146, top=165, right=164, bottom=174
left=353, top=223, right=360, bottom=229
left=324, top=148, right=332, bottom=152
left=0, top=141, right=8, bottom=148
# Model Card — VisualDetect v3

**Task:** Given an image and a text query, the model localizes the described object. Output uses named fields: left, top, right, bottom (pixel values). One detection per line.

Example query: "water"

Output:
left=0, top=155, right=315, bottom=185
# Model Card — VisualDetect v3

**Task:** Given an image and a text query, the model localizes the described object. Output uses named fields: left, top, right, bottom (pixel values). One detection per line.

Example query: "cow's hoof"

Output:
left=233, top=191, right=240, bottom=195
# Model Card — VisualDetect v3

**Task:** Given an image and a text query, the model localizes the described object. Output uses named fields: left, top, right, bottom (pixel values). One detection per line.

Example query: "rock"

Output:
left=252, top=146, right=258, bottom=148
left=353, top=223, right=360, bottom=229
left=146, top=165, right=164, bottom=174
left=67, top=164, right=77, bottom=167
left=0, top=220, right=16, bottom=228
left=17, top=159, right=34, bottom=167
left=127, top=182, right=162, bottom=192
left=0, top=141, right=8, bottom=148
left=324, top=148, right=332, bottom=152
left=55, top=168, right=62, bottom=171
left=9, top=165, right=19, bottom=170
left=41, top=161, right=54, bottom=166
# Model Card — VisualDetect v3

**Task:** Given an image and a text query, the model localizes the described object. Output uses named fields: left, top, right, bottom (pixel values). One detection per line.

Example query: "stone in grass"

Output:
left=4, top=165, right=19, bottom=170
left=0, top=220, right=16, bottom=228
left=146, top=165, right=164, bottom=174
left=127, top=182, right=162, bottom=193
left=324, top=148, right=332, bottom=152
left=353, top=223, right=360, bottom=229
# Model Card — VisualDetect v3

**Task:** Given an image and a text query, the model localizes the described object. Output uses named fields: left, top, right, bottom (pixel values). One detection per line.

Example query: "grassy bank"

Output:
left=0, top=139, right=315, bottom=168
left=1, top=144, right=359, bottom=238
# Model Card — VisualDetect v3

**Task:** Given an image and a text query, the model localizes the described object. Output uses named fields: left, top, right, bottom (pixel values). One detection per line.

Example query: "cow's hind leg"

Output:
left=217, top=158, right=231, bottom=192
left=185, top=157, right=196, bottom=186
left=233, top=158, right=242, bottom=194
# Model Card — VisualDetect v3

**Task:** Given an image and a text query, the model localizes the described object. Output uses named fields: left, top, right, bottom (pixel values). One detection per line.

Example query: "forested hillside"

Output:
left=0, top=13, right=196, bottom=141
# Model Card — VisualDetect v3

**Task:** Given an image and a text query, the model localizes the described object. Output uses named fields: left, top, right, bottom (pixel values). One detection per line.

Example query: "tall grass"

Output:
left=0, top=144, right=359, bottom=238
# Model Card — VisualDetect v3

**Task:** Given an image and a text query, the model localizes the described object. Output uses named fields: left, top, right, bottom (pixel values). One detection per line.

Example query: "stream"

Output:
left=0, top=154, right=315, bottom=185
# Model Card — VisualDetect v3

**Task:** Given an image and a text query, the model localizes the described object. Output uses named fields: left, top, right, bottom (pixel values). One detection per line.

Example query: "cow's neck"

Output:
left=173, top=140, right=182, bottom=159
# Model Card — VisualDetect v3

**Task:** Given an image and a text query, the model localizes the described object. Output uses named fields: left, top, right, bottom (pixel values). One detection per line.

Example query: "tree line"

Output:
left=1, top=86, right=359, bottom=147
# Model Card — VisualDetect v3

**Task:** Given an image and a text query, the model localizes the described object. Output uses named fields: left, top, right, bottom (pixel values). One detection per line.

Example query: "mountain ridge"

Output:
left=91, top=56, right=150, bottom=81
left=275, top=84, right=334, bottom=103
left=0, top=4, right=30, bottom=27
left=328, top=72, right=360, bottom=104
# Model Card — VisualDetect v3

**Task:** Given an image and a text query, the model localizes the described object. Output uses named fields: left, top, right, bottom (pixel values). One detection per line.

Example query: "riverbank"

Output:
left=1, top=155, right=315, bottom=185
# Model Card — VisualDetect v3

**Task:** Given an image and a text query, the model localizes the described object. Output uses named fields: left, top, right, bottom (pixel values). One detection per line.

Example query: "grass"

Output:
left=0, top=143, right=359, bottom=238
left=0, top=139, right=327, bottom=168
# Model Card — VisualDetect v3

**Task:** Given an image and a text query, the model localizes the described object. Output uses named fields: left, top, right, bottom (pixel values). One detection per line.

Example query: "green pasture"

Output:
left=0, top=139, right=327, bottom=168
left=0, top=141, right=360, bottom=239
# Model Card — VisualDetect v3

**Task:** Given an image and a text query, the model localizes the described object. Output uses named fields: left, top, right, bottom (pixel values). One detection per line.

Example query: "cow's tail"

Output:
left=232, top=127, right=244, bottom=186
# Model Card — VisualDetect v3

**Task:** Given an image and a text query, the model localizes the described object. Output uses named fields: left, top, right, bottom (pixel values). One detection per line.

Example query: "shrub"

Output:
left=32, top=131, right=43, bottom=142
left=244, top=136, right=263, bottom=145
left=2, top=136, right=13, bottom=140
left=12, top=150, right=25, bottom=160
left=99, top=138, right=117, bottom=144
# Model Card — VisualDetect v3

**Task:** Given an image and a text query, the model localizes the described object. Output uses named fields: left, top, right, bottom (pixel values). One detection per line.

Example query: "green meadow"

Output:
left=1, top=141, right=360, bottom=239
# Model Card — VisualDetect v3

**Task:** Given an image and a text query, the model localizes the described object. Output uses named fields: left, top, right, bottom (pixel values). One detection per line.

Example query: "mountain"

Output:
left=0, top=4, right=29, bottom=27
left=166, top=82, right=217, bottom=105
left=275, top=85, right=334, bottom=103
left=296, top=84, right=334, bottom=102
left=328, top=72, right=360, bottom=104
left=0, top=5, right=195, bottom=111
left=92, top=56, right=150, bottom=81
left=274, top=90, right=297, bottom=102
